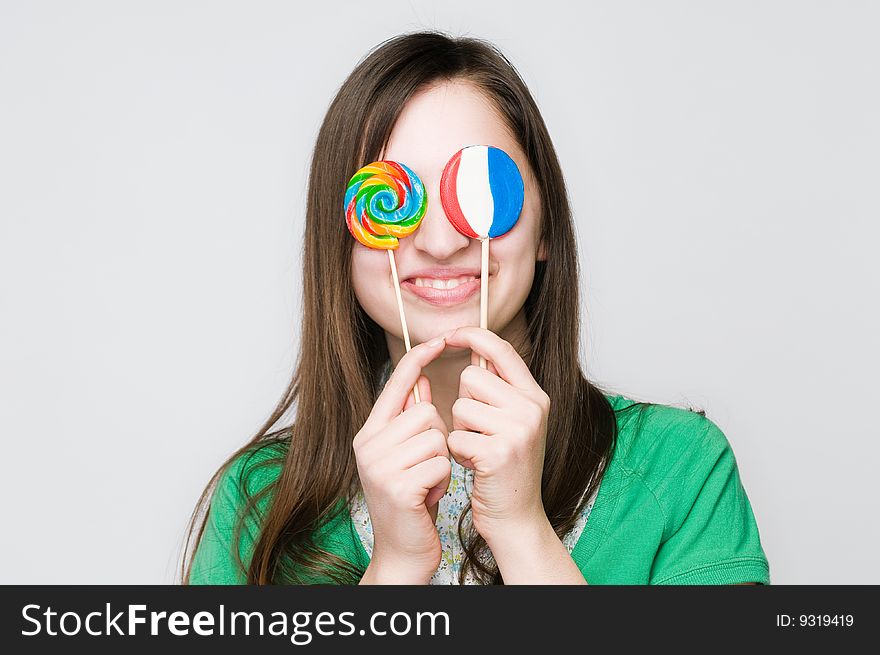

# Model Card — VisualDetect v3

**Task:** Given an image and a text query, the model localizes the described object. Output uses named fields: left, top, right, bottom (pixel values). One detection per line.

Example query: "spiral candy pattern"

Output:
left=344, top=161, right=427, bottom=249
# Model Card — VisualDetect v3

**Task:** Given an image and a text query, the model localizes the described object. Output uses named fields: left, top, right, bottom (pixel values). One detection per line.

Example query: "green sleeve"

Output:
left=644, top=413, right=771, bottom=585
left=189, top=447, right=282, bottom=585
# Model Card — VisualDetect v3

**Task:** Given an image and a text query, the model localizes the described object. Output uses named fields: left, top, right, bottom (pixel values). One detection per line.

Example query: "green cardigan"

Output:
left=189, top=394, right=770, bottom=585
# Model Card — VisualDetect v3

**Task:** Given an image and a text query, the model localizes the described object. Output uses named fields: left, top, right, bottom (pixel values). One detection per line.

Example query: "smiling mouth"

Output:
left=399, top=274, right=491, bottom=306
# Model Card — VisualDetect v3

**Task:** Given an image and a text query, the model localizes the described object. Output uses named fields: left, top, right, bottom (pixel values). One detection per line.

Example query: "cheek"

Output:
left=492, top=232, right=537, bottom=309
left=351, top=247, right=396, bottom=324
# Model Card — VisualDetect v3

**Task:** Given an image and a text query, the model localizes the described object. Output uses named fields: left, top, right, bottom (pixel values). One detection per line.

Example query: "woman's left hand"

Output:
left=443, top=326, right=551, bottom=544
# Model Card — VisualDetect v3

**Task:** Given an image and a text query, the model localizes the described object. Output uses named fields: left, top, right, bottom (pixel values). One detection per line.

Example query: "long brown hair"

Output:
left=180, top=30, right=624, bottom=585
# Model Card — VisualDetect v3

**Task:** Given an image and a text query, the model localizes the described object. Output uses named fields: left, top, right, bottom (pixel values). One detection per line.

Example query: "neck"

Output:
left=385, top=308, right=531, bottom=431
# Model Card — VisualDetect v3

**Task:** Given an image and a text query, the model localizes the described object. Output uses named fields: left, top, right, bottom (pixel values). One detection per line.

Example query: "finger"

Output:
left=470, top=349, right=499, bottom=376
left=403, top=375, right=432, bottom=411
left=403, top=455, right=451, bottom=506
left=452, top=396, right=504, bottom=435
left=368, top=337, right=447, bottom=426
left=447, top=429, right=491, bottom=470
left=458, top=364, right=516, bottom=407
left=418, top=374, right=432, bottom=404
left=426, top=462, right=451, bottom=518
left=394, top=428, right=449, bottom=470
left=373, top=402, right=448, bottom=451
left=446, top=327, right=536, bottom=393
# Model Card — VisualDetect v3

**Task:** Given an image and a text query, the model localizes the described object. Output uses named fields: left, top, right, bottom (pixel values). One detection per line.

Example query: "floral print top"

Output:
left=350, top=360, right=603, bottom=584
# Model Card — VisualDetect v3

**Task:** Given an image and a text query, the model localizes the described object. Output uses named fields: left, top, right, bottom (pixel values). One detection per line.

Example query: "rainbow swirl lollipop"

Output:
left=344, top=160, right=427, bottom=249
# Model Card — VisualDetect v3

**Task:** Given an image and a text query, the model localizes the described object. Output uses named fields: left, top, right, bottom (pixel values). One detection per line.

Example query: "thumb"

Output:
left=425, top=461, right=450, bottom=523
left=447, top=430, right=480, bottom=470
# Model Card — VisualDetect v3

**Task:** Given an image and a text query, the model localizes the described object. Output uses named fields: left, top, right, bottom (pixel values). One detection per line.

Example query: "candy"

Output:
left=342, top=159, right=426, bottom=402
left=344, top=160, right=427, bottom=249
left=440, top=145, right=524, bottom=240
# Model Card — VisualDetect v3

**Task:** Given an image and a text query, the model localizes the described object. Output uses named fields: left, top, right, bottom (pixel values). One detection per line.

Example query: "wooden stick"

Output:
left=479, top=236, right=489, bottom=369
left=388, top=248, right=421, bottom=404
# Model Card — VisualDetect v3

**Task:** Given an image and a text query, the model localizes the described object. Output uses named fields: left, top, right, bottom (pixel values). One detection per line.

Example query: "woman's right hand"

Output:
left=353, top=333, right=452, bottom=584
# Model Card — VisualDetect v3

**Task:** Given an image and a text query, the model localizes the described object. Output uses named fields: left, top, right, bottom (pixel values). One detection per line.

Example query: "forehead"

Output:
left=382, top=80, right=521, bottom=174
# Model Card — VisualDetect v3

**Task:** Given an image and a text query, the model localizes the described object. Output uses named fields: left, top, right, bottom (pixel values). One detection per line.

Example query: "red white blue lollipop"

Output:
left=440, top=145, right=524, bottom=239
left=440, top=145, right=524, bottom=368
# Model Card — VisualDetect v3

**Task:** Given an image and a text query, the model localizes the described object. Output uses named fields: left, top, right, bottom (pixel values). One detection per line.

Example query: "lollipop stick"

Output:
left=387, top=249, right=421, bottom=404
left=479, top=236, right=489, bottom=369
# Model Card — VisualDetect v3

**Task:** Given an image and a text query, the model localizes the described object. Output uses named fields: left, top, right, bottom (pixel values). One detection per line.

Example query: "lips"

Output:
left=399, top=269, right=490, bottom=306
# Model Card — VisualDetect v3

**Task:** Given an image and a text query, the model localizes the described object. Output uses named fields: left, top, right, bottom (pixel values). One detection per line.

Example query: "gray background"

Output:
left=1, top=1, right=877, bottom=583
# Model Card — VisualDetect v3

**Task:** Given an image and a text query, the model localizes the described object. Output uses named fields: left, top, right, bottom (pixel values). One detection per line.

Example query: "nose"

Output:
left=409, top=179, right=471, bottom=259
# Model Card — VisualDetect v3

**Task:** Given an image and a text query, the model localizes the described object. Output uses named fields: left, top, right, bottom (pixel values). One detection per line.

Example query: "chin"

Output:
left=415, top=321, right=472, bottom=342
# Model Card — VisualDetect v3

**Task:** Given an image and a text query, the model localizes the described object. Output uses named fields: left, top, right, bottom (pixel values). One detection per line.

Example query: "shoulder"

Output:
left=603, top=394, right=740, bottom=525
left=597, top=393, right=769, bottom=584
left=605, top=394, right=731, bottom=476
left=189, top=440, right=287, bottom=585
left=213, top=440, right=287, bottom=517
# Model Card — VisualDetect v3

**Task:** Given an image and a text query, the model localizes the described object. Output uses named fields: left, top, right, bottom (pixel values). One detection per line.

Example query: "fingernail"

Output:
left=427, top=335, right=445, bottom=347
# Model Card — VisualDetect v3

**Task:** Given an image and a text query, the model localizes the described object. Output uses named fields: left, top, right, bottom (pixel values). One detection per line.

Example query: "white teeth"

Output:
left=412, top=276, right=477, bottom=290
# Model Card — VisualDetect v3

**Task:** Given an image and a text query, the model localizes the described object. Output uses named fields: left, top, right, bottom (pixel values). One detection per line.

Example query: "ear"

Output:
left=537, top=237, right=548, bottom=262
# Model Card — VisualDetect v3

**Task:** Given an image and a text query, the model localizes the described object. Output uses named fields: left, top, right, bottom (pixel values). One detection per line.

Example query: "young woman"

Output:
left=181, top=31, right=770, bottom=585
